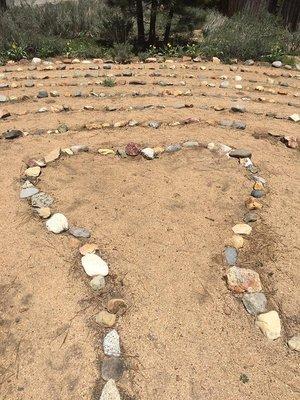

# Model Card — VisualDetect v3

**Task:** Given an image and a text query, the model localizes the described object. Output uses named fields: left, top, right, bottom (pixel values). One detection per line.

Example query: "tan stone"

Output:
left=98, top=148, right=115, bottom=156
left=25, top=166, right=41, bottom=177
left=232, top=224, right=252, bottom=235
left=226, top=235, right=244, bottom=249
left=153, top=146, right=165, bottom=155
left=37, top=207, right=51, bottom=219
left=253, top=181, right=264, bottom=191
left=44, top=148, right=60, bottom=164
left=256, top=311, right=281, bottom=340
left=107, top=298, right=127, bottom=314
left=245, top=197, right=263, bottom=210
left=79, top=243, right=99, bottom=256
left=95, top=311, right=116, bottom=327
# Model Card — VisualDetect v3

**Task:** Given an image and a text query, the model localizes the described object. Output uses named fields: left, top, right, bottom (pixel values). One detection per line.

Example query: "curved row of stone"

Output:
left=19, top=138, right=299, bottom=398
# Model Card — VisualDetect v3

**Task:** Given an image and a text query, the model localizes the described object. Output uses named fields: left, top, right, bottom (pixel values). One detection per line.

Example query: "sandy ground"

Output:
left=0, top=59, right=299, bottom=400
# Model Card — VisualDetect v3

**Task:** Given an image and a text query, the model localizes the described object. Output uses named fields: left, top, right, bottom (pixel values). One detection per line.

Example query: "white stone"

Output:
left=32, top=57, right=42, bottom=64
left=46, top=213, right=68, bottom=234
left=235, top=75, right=242, bottom=81
left=232, top=223, right=252, bottom=235
left=81, top=253, right=109, bottom=277
left=103, top=330, right=121, bottom=357
left=100, top=379, right=121, bottom=400
left=288, top=334, right=300, bottom=351
left=141, top=148, right=155, bottom=160
left=289, top=113, right=300, bottom=122
left=256, top=311, right=281, bottom=340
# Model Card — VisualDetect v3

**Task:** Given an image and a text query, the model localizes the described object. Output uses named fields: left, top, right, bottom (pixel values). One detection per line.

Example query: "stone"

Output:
left=20, top=187, right=39, bottom=199
left=256, top=311, right=281, bottom=340
left=219, top=120, right=233, bottom=128
left=116, top=149, right=127, bottom=158
left=153, top=146, right=165, bottom=155
left=288, top=335, right=300, bottom=351
left=125, top=142, right=141, bottom=156
left=37, top=207, right=51, bottom=219
left=232, top=223, right=252, bottom=235
left=95, top=311, right=116, bottom=327
left=79, top=243, right=98, bottom=255
left=70, top=145, right=89, bottom=154
left=57, top=124, right=69, bottom=133
left=251, top=190, right=264, bottom=198
left=289, top=113, right=300, bottom=122
left=37, top=90, right=48, bottom=98
left=226, top=266, right=262, bottom=293
left=212, top=57, right=221, bottom=64
left=224, top=247, right=237, bottom=266
left=242, top=293, right=267, bottom=315
left=81, top=253, right=109, bottom=277
left=103, top=330, right=121, bottom=357
left=44, top=148, right=60, bottom=164
left=98, top=149, right=115, bottom=156
left=145, top=57, right=157, bottom=63
left=272, top=61, right=282, bottom=68
left=226, top=235, right=244, bottom=249
left=107, top=299, right=127, bottom=314
left=90, top=275, right=105, bottom=291
left=99, top=379, right=121, bottom=400
left=207, top=142, right=232, bottom=156
left=253, top=181, right=264, bottom=191
left=4, top=130, right=23, bottom=140
left=244, top=211, right=258, bottom=223
left=0, top=94, right=8, bottom=102
left=232, top=121, right=246, bottom=130
left=282, top=136, right=299, bottom=149
left=235, top=75, right=242, bottom=81
left=31, top=192, right=54, bottom=208
left=141, top=148, right=155, bottom=160
left=165, top=144, right=182, bottom=153
left=61, top=148, right=73, bottom=155
left=235, top=84, right=243, bottom=90
left=50, top=91, right=60, bottom=97
left=229, top=149, right=252, bottom=158
left=220, top=81, right=229, bottom=89
left=245, top=197, right=262, bottom=210
left=244, top=59, right=254, bottom=66
left=69, top=227, right=91, bottom=238
left=25, top=166, right=41, bottom=177
left=46, top=213, right=68, bottom=234
left=252, top=176, right=266, bottom=185
left=128, top=119, right=139, bottom=127
left=148, top=120, right=161, bottom=129
left=32, top=57, right=42, bottom=64
left=0, top=109, right=10, bottom=119
left=101, top=357, right=125, bottom=381
left=182, top=141, right=199, bottom=148
left=231, top=105, right=246, bottom=113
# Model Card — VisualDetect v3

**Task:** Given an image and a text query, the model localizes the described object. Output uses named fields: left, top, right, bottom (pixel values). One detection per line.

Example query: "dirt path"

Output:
left=0, top=59, right=299, bottom=400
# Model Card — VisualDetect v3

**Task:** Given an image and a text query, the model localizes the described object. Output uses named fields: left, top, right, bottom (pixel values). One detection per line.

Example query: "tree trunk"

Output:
left=136, top=0, right=145, bottom=47
left=227, top=0, right=268, bottom=16
left=164, top=5, right=174, bottom=45
left=148, top=0, right=158, bottom=45
left=280, top=0, right=300, bottom=31
left=268, top=0, right=278, bottom=14
left=0, top=0, right=7, bottom=11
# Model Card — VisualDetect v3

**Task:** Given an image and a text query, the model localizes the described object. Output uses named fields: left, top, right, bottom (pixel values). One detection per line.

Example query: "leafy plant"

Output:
left=102, top=77, right=116, bottom=87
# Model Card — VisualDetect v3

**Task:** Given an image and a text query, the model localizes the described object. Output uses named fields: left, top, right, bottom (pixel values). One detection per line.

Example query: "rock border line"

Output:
left=19, top=140, right=300, bottom=398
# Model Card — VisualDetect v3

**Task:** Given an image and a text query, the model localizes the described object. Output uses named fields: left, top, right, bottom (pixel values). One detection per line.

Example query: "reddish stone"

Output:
left=226, top=266, right=262, bottom=293
left=125, top=142, right=141, bottom=156
left=282, top=136, right=299, bottom=149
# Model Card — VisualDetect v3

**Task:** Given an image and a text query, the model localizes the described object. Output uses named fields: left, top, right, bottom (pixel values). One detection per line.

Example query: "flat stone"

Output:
left=229, top=149, right=252, bottom=158
left=69, top=227, right=91, bottom=238
left=36, top=207, right=51, bottom=219
left=31, top=192, right=54, bottom=208
left=182, top=141, right=199, bottom=148
left=37, top=90, right=48, bottom=98
left=107, top=299, right=127, bottom=314
left=125, top=142, right=141, bottom=156
left=251, top=190, right=264, bottom=198
left=245, top=197, right=262, bottom=210
left=226, top=266, right=262, bottom=293
left=4, top=130, right=23, bottom=139
left=101, top=357, right=125, bottom=381
left=116, top=149, right=127, bottom=158
left=244, top=59, right=254, bottom=66
left=81, top=253, right=109, bottom=277
left=231, top=105, right=246, bottom=113
left=95, top=311, right=116, bottom=327
left=220, top=81, right=229, bottom=88
left=25, top=166, right=41, bottom=177
left=128, top=119, right=139, bottom=127
left=79, top=243, right=98, bottom=255
left=212, top=57, right=221, bottom=64
left=20, top=187, right=39, bottom=199
left=256, top=311, right=281, bottom=340
left=153, top=146, right=165, bottom=155
left=243, top=212, right=258, bottom=223
left=46, top=213, right=68, bottom=233
left=272, top=61, right=282, bottom=68
left=44, top=148, right=60, bottom=164
left=98, top=149, right=115, bottom=156
left=289, top=113, right=300, bottom=122
left=224, top=246, right=237, bottom=266
left=103, top=330, right=121, bottom=357
left=165, top=144, right=182, bottom=153
left=50, top=91, right=60, bottom=97
left=90, top=275, right=105, bottom=291
left=148, top=120, right=161, bottom=129
left=57, top=124, right=69, bottom=133
left=0, top=109, right=10, bottom=119
left=70, top=145, right=89, bottom=154
left=141, top=148, right=155, bottom=159
left=288, top=334, right=300, bottom=351
left=219, top=120, right=233, bottom=128
left=232, top=121, right=246, bottom=130
left=253, top=181, right=264, bottom=191
left=32, top=57, right=42, bottom=64
left=226, top=235, right=244, bottom=249
left=242, top=293, right=267, bottom=315
left=232, top=223, right=252, bottom=235
left=99, top=379, right=121, bottom=400
left=0, top=95, right=8, bottom=102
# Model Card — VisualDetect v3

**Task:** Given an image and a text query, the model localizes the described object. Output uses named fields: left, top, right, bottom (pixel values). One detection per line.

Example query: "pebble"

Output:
left=220, top=81, right=229, bottom=88
left=253, top=176, right=266, bottom=185
left=226, top=266, right=262, bottom=293
left=125, top=142, right=141, bottom=156
left=243, top=212, right=258, bottom=223
left=242, top=293, right=267, bottom=315
left=103, top=330, right=121, bottom=357
left=101, top=357, right=125, bottom=381
left=219, top=120, right=233, bottom=128
left=256, top=311, right=281, bottom=340
left=69, top=227, right=91, bottom=238
left=253, top=181, right=264, bottom=191
left=31, top=192, right=54, bottom=208
left=229, top=149, right=252, bottom=158
left=46, top=213, right=69, bottom=233
left=20, top=187, right=39, bottom=199
left=98, top=149, right=115, bottom=156
left=4, top=130, right=23, bottom=140
left=44, top=148, right=60, bottom=164
left=288, top=334, right=300, bottom=351
left=50, top=91, right=60, bottom=97
left=153, top=146, right=165, bottom=155
left=182, top=141, right=199, bottom=148
left=70, top=144, right=89, bottom=154
left=0, top=95, right=8, bottom=102
left=165, top=144, right=182, bottom=153
left=116, top=148, right=127, bottom=158
left=90, top=275, right=105, bottom=291
left=232, top=121, right=246, bottom=130
left=245, top=197, right=262, bottom=210
left=226, top=235, right=244, bottom=249
left=0, top=109, right=10, bottom=119
left=37, top=207, right=51, bottom=219
left=79, top=243, right=98, bottom=255
left=99, top=379, right=121, bottom=400
left=251, top=190, right=264, bottom=198
left=107, top=298, right=127, bottom=314
left=289, top=113, right=300, bottom=122
left=212, top=57, right=221, bottom=64
left=244, top=59, right=254, bottom=66
left=95, top=311, right=116, bottom=327
left=37, top=90, right=48, bottom=98
left=25, top=166, right=41, bottom=177
left=232, top=223, right=252, bottom=235
left=141, top=148, right=155, bottom=160
left=81, top=253, right=109, bottom=277
left=272, top=61, right=282, bottom=68
left=224, top=247, right=238, bottom=265
left=148, top=120, right=161, bottom=129
left=231, top=105, right=246, bottom=113
left=57, top=124, right=69, bottom=133
left=32, top=57, right=42, bottom=64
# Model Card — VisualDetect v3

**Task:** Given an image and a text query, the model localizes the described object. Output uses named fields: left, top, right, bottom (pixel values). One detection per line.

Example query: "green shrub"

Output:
left=201, top=10, right=288, bottom=61
left=111, top=42, right=133, bottom=63
left=102, top=77, right=116, bottom=87
left=202, top=10, right=227, bottom=37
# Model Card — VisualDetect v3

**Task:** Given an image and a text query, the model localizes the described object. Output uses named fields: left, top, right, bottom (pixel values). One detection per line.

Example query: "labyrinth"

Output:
left=0, top=58, right=299, bottom=400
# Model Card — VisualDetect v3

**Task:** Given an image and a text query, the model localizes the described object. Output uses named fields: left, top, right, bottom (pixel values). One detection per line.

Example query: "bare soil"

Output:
left=0, top=59, right=299, bottom=400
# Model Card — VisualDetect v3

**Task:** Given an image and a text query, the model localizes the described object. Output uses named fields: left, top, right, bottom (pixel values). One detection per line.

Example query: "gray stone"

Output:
left=148, top=120, right=161, bottom=129
left=220, top=81, right=229, bottom=88
left=57, top=124, right=69, bottom=133
left=231, top=105, right=246, bottom=113
left=99, top=380, right=121, bottom=400
left=20, top=187, right=39, bottom=199
left=224, top=247, right=238, bottom=266
left=31, top=192, right=54, bottom=208
left=219, top=120, right=233, bottom=128
left=69, top=226, right=91, bottom=238
left=0, top=95, right=8, bottom=102
left=4, top=130, right=23, bottom=139
left=244, top=59, right=254, bottom=66
left=70, top=144, right=89, bottom=154
left=288, top=334, right=300, bottom=352
left=244, top=212, right=258, bottom=223
left=182, top=141, right=199, bottom=148
left=90, top=275, right=105, bottom=291
left=242, top=293, right=267, bottom=315
left=25, top=81, right=34, bottom=88
left=37, top=90, right=48, bottom=98
left=232, top=121, right=246, bottom=130
left=251, top=190, right=264, bottom=198
left=165, top=144, right=182, bottom=153
left=103, top=330, right=121, bottom=357
left=101, top=357, right=125, bottom=381
left=272, top=61, right=282, bottom=68
left=229, top=149, right=252, bottom=158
